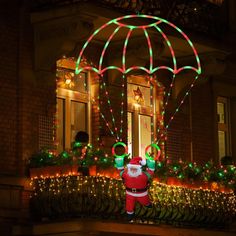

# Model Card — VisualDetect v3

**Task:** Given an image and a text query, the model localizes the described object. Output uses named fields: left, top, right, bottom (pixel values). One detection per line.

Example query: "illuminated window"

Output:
left=217, top=97, right=230, bottom=160
left=56, top=57, right=90, bottom=152
left=127, top=75, right=162, bottom=157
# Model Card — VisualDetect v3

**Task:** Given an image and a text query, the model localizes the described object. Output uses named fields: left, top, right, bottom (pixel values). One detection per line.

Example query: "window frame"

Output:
left=217, top=96, right=231, bottom=161
left=56, top=64, right=91, bottom=151
left=127, top=75, right=158, bottom=157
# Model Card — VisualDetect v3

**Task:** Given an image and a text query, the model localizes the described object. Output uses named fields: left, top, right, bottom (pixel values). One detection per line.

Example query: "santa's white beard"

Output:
left=127, top=166, right=142, bottom=177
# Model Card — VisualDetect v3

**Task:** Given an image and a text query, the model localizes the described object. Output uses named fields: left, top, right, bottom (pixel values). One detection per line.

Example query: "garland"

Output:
left=28, top=147, right=236, bottom=191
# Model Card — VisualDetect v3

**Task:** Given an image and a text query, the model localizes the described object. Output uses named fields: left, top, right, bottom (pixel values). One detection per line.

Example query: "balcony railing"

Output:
left=30, top=174, right=236, bottom=227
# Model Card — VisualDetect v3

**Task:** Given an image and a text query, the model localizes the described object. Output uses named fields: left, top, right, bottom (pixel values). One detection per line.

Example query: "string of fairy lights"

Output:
left=30, top=175, right=236, bottom=225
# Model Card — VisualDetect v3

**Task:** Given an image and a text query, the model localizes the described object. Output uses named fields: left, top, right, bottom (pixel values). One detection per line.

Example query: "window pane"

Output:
left=73, top=72, right=87, bottom=93
left=128, top=112, right=133, bottom=158
left=217, top=102, right=225, bottom=123
left=217, top=97, right=230, bottom=161
left=57, top=69, right=87, bottom=93
left=218, top=130, right=226, bottom=158
left=71, top=101, right=87, bottom=142
left=56, top=98, right=65, bottom=152
left=139, top=115, right=151, bottom=158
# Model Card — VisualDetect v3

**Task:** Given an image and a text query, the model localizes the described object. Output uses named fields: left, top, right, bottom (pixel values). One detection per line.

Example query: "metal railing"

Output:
left=30, top=175, right=236, bottom=227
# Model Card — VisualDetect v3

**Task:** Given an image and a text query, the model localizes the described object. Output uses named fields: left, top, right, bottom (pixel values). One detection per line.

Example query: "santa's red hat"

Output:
left=127, top=156, right=146, bottom=168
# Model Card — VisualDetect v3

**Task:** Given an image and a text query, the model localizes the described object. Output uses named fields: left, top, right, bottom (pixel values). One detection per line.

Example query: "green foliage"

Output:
left=56, top=151, right=73, bottom=166
left=152, top=158, right=236, bottom=190
left=154, top=160, right=169, bottom=179
left=94, top=150, right=114, bottom=169
left=28, top=146, right=115, bottom=169
left=183, top=162, right=203, bottom=181
left=168, top=160, right=184, bottom=178
left=28, top=147, right=236, bottom=191
left=28, top=148, right=57, bottom=168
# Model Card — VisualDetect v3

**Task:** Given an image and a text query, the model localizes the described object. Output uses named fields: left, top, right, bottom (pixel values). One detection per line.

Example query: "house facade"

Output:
left=0, top=0, right=236, bottom=235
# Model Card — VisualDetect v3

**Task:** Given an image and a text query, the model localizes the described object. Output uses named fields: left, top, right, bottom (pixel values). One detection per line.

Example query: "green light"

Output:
left=73, top=142, right=82, bottom=148
left=62, top=151, right=69, bottom=159
left=188, top=163, right=193, bottom=168
left=156, top=161, right=163, bottom=168
left=112, top=142, right=128, bottom=159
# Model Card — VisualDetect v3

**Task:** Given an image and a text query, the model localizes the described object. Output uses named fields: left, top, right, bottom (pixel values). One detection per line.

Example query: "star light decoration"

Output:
left=133, top=86, right=144, bottom=104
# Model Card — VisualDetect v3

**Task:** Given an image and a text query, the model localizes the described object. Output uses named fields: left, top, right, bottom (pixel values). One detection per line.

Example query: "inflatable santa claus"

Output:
left=115, top=156, right=155, bottom=222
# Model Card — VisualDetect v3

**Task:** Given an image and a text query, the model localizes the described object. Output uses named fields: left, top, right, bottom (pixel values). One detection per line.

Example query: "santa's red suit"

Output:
left=118, top=157, right=154, bottom=216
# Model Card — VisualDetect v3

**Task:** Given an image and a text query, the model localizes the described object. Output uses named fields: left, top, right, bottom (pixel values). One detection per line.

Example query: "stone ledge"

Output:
left=12, top=219, right=236, bottom=236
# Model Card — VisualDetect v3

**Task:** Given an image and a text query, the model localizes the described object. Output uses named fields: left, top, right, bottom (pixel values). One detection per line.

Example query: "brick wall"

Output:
left=191, top=81, right=215, bottom=164
left=166, top=97, right=191, bottom=161
left=0, top=2, right=56, bottom=233
left=0, top=1, right=19, bottom=175
left=166, top=81, right=215, bottom=164
left=0, top=1, right=56, bottom=175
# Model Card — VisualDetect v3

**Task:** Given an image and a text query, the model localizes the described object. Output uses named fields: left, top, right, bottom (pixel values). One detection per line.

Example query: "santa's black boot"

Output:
left=127, top=212, right=135, bottom=223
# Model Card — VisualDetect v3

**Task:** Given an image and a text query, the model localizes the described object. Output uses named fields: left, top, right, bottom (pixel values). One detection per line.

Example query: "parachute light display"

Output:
left=75, top=14, right=202, bottom=159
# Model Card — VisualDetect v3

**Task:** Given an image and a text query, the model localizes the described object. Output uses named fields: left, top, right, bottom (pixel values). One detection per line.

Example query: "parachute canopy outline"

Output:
left=75, top=14, right=202, bottom=143
left=75, top=14, right=201, bottom=76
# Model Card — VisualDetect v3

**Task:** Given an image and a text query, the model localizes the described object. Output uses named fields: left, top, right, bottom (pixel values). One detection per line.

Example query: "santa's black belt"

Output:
left=126, top=187, right=147, bottom=193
